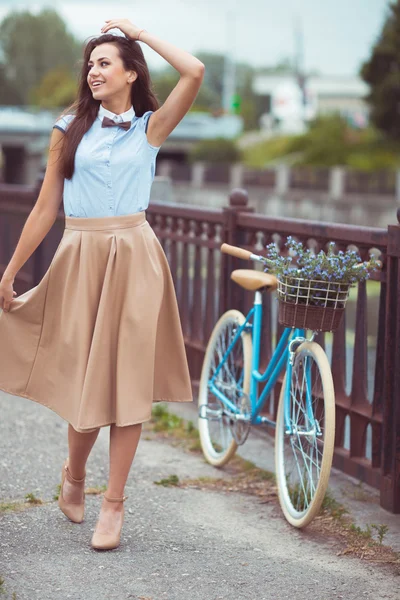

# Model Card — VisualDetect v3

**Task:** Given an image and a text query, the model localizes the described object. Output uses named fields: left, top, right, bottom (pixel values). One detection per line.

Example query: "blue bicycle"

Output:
left=198, top=243, right=336, bottom=528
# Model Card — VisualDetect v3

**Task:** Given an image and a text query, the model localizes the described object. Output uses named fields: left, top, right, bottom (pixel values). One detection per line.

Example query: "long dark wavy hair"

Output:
left=58, top=34, right=159, bottom=179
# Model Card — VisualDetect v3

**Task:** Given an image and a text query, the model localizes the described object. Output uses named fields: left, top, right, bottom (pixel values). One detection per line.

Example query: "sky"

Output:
left=0, top=0, right=392, bottom=76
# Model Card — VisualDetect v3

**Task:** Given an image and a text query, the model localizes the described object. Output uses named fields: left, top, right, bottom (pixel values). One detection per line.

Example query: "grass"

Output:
left=314, top=488, right=398, bottom=567
left=0, top=501, right=24, bottom=514
left=321, top=489, right=349, bottom=520
left=149, top=404, right=201, bottom=447
left=53, top=484, right=61, bottom=501
left=153, top=475, right=180, bottom=487
left=0, top=575, right=17, bottom=599
left=0, top=492, right=44, bottom=514
left=24, top=493, right=43, bottom=505
left=2, top=479, right=108, bottom=514
left=371, top=523, right=389, bottom=545
left=349, top=523, right=372, bottom=539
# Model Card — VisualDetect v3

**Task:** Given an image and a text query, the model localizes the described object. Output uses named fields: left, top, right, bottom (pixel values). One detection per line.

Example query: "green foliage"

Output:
left=349, top=523, right=373, bottom=538
left=371, top=523, right=389, bottom=545
left=264, top=237, right=378, bottom=285
left=361, top=1, right=400, bottom=140
left=291, top=114, right=350, bottom=166
left=322, top=490, right=348, bottom=519
left=298, top=119, right=400, bottom=169
left=0, top=576, right=17, bottom=599
left=239, top=99, right=259, bottom=130
left=152, top=69, right=179, bottom=104
left=153, top=474, right=180, bottom=487
left=53, top=483, right=61, bottom=501
left=0, top=8, right=81, bottom=105
left=151, top=404, right=182, bottom=431
left=29, top=67, right=77, bottom=108
left=24, top=492, right=42, bottom=505
left=242, top=135, right=299, bottom=168
left=241, top=113, right=400, bottom=170
left=0, top=65, right=24, bottom=105
left=189, top=137, right=242, bottom=164
left=152, top=66, right=219, bottom=114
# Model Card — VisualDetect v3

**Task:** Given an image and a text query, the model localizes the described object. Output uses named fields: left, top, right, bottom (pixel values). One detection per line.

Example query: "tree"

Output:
left=0, top=8, right=81, bottom=105
left=29, top=67, right=78, bottom=108
left=0, top=64, right=24, bottom=104
left=152, top=65, right=220, bottom=113
left=361, top=1, right=400, bottom=139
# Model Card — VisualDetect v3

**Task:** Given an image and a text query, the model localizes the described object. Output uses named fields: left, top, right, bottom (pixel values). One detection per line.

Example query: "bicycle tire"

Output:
left=275, top=341, right=335, bottom=528
left=198, top=309, right=252, bottom=466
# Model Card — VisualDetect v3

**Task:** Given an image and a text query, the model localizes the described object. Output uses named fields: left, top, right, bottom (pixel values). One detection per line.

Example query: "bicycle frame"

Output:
left=208, top=290, right=316, bottom=434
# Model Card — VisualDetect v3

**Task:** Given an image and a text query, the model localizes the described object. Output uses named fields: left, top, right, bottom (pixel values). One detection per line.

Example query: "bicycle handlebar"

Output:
left=220, top=243, right=263, bottom=262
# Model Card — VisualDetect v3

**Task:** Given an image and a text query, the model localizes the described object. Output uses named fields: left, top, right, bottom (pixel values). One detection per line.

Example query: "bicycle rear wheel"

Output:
left=275, top=341, right=335, bottom=528
left=198, top=309, right=252, bottom=466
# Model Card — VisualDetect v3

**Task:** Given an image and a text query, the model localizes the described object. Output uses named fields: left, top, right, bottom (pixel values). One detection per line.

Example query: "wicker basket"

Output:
left=276, top=276, right=351, bottom=332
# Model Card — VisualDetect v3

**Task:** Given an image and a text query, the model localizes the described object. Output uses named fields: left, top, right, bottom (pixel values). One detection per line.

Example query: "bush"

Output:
left=241, top=114, right=400, bottom=171
left=188, top=138, right=242, bottom=164
left=289, top=114, right=350, bottom=166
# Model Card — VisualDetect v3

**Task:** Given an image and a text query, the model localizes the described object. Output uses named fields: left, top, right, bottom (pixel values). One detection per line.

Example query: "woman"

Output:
left=0, top=19, right=204, bottom=550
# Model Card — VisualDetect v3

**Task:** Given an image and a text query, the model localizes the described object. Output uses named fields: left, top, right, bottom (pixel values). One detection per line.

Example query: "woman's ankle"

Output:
left=102, top=491, right=126, bottom=505
left=66, top=458, right=86, bottom=481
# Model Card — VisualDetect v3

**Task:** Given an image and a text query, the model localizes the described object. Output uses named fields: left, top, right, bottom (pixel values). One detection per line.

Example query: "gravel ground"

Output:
left=0, top=391, right=398, bottom=600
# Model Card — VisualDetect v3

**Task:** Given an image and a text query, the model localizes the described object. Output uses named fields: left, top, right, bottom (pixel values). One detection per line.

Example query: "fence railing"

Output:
left=0, top=180, right=399, bottom=514
left=159, top=162, right=399, bottom=197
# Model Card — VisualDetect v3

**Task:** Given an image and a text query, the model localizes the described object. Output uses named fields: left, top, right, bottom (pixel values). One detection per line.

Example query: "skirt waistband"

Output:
left=65, top=211, right=146, bottom=231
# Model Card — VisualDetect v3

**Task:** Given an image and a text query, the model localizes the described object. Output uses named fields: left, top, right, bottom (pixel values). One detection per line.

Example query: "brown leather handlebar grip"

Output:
left=220, top=243, right=253, bottom=261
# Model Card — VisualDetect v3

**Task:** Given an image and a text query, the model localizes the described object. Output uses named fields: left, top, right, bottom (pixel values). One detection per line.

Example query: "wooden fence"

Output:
left=0, top=179, right=399, bottom=513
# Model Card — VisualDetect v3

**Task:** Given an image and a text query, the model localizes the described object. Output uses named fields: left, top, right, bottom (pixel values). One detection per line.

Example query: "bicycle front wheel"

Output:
left=198, top=309, right=252, bottom=466
left=275, top=341, right=335, bottom=528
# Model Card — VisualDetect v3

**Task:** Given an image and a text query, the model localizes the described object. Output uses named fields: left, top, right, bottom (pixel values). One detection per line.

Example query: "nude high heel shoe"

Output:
left=58, top=458, right=86, bottom=523
left=91, top=494, right=128, bottom=550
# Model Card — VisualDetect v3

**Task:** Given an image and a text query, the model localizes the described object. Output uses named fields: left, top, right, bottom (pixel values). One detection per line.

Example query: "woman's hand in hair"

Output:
left=101, top=19, right=143, bottom=40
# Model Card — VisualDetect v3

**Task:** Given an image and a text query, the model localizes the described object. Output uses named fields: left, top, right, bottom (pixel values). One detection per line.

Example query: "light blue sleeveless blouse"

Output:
left=53, top=104, right=161, bottom=218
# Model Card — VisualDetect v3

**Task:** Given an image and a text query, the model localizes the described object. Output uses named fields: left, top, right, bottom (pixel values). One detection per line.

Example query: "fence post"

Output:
left=220, top=189, right=254, bottom=315
left=381, top=210, right=400, bottom=513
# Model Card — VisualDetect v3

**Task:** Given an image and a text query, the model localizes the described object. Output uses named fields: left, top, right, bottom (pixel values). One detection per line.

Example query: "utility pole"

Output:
left=222, top=10, right=236, bottom=114
left=294, top=15, right=307, bottom=123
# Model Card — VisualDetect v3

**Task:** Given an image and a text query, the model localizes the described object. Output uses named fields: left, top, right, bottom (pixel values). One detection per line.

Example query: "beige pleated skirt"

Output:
left=0, top=211, right=193, bottom=432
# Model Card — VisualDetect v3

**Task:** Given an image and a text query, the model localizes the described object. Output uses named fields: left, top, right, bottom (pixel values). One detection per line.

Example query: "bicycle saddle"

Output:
left=231, top=269, right=278, bottom=291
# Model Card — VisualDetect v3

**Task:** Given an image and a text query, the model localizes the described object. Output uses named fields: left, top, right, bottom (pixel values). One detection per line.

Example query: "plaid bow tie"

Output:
left=102, top=116, right=131, bottom=130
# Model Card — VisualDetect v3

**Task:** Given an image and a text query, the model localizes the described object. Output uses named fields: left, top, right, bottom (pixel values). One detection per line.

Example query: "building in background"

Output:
left=253, top=74, right=369, bottom=135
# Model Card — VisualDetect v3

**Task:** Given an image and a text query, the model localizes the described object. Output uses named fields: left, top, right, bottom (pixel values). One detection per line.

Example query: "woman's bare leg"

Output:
left=94, top=422, right=142, bottom=534
left=62, top=424, right=100, bottom=503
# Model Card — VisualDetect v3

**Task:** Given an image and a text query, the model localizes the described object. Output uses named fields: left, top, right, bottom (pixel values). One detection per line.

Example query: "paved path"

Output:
left=0, top=392, right=398, bottom=600
left=169, top=401, right=400, bottom=554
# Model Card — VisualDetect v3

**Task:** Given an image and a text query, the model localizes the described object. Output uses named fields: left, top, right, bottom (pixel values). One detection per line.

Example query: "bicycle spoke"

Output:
left=276, top=342, right=334, bottom=525
left=199, top=310, right=252, bottom=464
